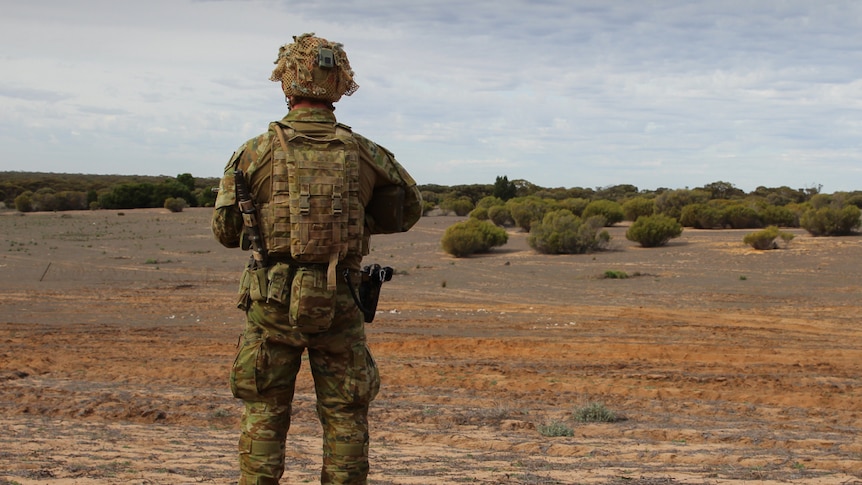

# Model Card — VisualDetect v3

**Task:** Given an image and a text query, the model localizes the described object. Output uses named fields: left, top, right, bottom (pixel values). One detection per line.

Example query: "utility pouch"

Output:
left=236, top=268, right=252, bottom=310
left=248, top=267, right=269, bottom=302
left=266, top=263, right=293, bottom=304
left=289, top=266, right=336, bottom=333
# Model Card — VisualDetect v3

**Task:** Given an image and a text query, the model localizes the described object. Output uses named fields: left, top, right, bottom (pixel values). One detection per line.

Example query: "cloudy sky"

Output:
left=2, top=0, right=861, bottom=192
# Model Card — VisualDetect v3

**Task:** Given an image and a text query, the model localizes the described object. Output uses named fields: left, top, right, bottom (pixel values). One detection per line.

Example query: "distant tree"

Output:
left=595, top=184, right=639, bottom=202
left=493, top=175, right=517, bottom=201
left=700, top=181, right=744, bottom=200
left=176, top=173, right=195, bottom=191
left=99, top=183, right=156, bottom=209
left=655, top=189, right=710, bottom=220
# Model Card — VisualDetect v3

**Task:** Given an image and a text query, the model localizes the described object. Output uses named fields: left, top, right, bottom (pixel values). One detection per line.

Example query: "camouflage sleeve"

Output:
left=211, top=147, right=245, bottom=248
left=355, top=134, right=423, bottom=233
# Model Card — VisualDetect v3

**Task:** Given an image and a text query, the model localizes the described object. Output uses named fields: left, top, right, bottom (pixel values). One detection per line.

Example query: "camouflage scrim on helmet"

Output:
left=271, top=33, right=359, bottom=102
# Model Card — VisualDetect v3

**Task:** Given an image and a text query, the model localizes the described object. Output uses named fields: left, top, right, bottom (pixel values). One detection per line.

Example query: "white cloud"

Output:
left=0, top=0, right=860, bottom=192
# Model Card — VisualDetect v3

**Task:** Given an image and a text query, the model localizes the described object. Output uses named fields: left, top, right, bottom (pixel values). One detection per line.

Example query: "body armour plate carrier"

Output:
left=264, top=122, right=363, bottom=290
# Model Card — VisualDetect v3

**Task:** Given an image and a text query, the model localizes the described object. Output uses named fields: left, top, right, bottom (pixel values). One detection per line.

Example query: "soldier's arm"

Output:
left=211, top=147, right=246, bottom=248
left=355, top=135, right=423, bottom=234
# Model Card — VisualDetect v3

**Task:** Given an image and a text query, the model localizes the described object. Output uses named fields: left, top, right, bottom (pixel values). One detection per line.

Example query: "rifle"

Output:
left=345, top=264, right=393, bottom=323
left=234, top=169, right=268, bottom=270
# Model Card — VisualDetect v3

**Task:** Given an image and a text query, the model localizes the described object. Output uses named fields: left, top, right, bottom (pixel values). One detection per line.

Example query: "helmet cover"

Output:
left=270, top=33, right=359, bottom=102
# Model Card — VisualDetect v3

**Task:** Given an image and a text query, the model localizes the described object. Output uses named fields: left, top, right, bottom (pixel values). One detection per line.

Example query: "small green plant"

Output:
left=743, top=225, right=795, bottom=250
left=739, top=275, right=748, bottom=281
left=573, top=402, right=618, bottom=423
left=538, top=420, right=574, bottom=437
left=603, top=270, right=629, bottom=279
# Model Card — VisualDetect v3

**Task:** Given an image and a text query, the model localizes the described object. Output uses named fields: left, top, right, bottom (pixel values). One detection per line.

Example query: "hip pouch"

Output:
left=290, top=266, right=336, bottom=333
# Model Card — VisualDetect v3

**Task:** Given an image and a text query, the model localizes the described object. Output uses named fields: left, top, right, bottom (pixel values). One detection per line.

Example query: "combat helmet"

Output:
left=270, top=33, right=359, bottom=103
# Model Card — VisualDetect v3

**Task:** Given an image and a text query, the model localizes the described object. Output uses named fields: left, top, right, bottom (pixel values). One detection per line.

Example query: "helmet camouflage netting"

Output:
left=270, top=33, right=359, bottom=103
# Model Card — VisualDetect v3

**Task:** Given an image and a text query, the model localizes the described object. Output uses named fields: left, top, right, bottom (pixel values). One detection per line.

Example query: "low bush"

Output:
left=722, top=204, right=762, bottom=229
left=622, top=197, right=655, bottom=221
left=527, top=210, right=610, bottom=254
left=573, top=402, right=619, bottom=423
left=487, top=205, right=514, bottom=227
left=800, top=205, right=862, bottom=236
left=441, top=218, right=508, bottom=257
left=625, top=214, right=683, bottom=247
left=759, top=204, right=798, bottom=227
left=583, top=199, right=624, bottom=226
left=538, top=420, right=574, bottom=437
left=164, top=197, right=188, bottom=213
left=743, top=226, right=795, bottom=250
left=680, top=203, right=723, bottom=229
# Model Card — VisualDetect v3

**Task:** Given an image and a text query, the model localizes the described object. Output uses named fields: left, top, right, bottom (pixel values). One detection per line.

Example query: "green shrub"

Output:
left=743, top=226, right=795, bottom=250
left=759, top=204, right=798, bottom=227
left=583, top=199, right=624, bottom=226
left=655, top=189, right=710, bottom=219
left=679, top=203, right=723, bottom=229
left=625, top=214, right=683, bottom=247
left=558, top=197, right=590, bottom=217
left=441, top=218, right=508, bottom=257
left=439, top=196, right=474, bottom=216
left=506, top=196, right=551, bottom=232
left=528, top=210, right=610, bottom=254
left=469, top=206, right=489, bottom=220
left=164, top=197, right=188, bottom=213
left=14, top=192, right=33, bottom=212
left=622, top=197, right=655, bottom=221
left=800, top=205, right=862, bottom=236
left=487, top=205, right=514, bottom=227
left=573, top=402, right=619, bottom=423
left=722, top=204, right=762, bottom=229
left=603, top=270, right=629, bottom=279
left=538, top=420, right=574, bottom=437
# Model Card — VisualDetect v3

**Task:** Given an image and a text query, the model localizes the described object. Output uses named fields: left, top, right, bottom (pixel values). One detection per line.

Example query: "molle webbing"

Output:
left=268, top=123, right=362, bottom=290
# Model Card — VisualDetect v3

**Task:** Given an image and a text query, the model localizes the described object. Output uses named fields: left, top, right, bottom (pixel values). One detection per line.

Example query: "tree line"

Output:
left=0, top=172, right=220, bottom=212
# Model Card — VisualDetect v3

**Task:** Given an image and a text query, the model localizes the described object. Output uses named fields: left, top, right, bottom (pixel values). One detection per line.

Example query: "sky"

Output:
left=1, top=0, right=861, bottom=193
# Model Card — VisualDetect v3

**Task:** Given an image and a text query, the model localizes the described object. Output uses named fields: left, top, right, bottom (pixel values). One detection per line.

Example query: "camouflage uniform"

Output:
left=213, top=105, right=421, bottom=484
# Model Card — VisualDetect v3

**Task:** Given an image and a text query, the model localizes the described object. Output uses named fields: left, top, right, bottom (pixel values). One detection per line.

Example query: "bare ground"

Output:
left=0, top=208, right=861, bottom=484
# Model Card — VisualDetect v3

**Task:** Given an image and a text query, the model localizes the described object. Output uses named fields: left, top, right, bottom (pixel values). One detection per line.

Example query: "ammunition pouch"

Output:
left=236, top=262, right=336, bottom=334
left=289, top=265, right=336, bottom=333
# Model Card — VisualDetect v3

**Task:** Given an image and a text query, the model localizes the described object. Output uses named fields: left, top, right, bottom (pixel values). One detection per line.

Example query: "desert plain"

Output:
left=0, top=207, right=861, bottom=485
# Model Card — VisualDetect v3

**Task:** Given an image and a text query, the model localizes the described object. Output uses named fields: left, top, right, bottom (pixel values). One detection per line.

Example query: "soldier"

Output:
left=212, top=33, right=422, bottom=485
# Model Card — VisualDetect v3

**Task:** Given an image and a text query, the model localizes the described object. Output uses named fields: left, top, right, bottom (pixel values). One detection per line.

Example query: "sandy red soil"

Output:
left=1, top=208, right=861, bottom=484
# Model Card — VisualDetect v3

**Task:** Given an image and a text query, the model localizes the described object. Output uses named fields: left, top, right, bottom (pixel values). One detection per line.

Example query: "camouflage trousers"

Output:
left=230, top=274, right=380, bottom=485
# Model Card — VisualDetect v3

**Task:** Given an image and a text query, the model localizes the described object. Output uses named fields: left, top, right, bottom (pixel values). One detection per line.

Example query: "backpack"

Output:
left=268, top=122, right=363, bottom=291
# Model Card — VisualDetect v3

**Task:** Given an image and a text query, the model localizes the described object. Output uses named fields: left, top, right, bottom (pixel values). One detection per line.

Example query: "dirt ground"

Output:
left=1, top=207, right=860, bottom=485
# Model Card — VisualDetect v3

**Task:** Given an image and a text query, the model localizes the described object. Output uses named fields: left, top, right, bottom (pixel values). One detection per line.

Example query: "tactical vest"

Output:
left=263, top=122, right=363, bottom=290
